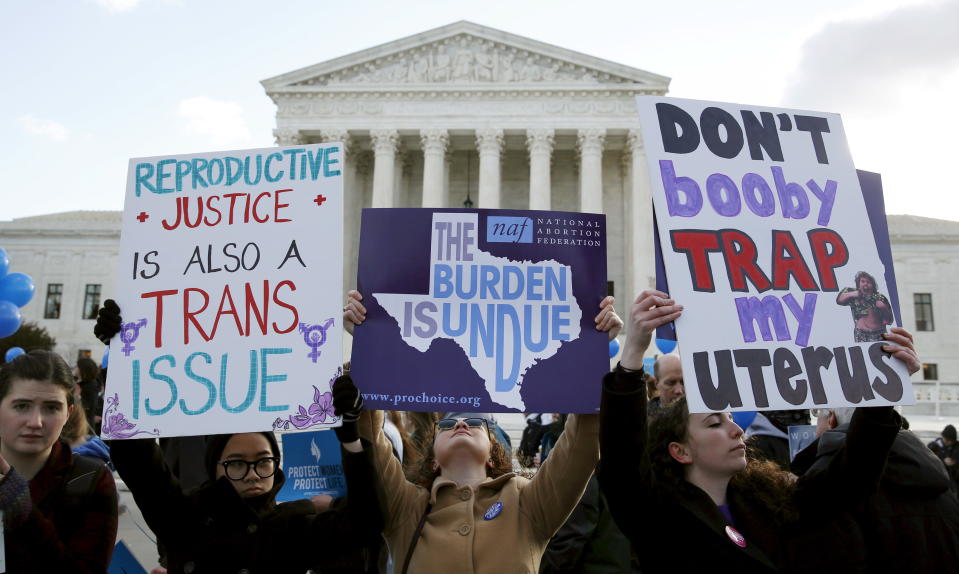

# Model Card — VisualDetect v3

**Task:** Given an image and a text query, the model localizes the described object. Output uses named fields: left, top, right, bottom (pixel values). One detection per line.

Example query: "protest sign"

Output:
left=108, top=540, right=147, bottom=574
left=637, top=96, right=912, bottom=412
left=276, top=429, right=346, bottom=502
left=351, top=208, right=607, bottom=413
left=103, top=145, right=344, bottom=439
left=788, top=424, right=819, bottom=461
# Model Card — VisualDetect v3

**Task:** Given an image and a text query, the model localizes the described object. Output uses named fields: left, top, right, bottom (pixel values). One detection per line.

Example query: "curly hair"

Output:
left=647, top=398, right=798, bottom=524
left=413, top=431, right=513, bottom=489
left=854, top=271, right=877, bottom=290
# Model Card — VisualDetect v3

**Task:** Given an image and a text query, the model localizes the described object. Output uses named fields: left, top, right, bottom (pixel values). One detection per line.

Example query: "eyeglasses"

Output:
left=810, top=408, right=832, bottom=419
left=435, top=418, right=489, bottom=433
left=218, top=456, right=280, bottom=481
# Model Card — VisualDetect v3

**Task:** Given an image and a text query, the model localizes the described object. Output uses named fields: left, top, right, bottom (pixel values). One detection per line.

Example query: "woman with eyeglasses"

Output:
left=599, top=290, right=922, bottom=573
left=96, top=300, right=383, bottom=574
left=342, top=290, right=622, bottom=574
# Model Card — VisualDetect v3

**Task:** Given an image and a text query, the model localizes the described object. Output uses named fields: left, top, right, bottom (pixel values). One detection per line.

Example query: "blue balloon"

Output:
left=732, top=411, right=757, bottom=431
left=655, top=338, right=677, bottom=354
left=101, top=349, right=110, bottom=369
left=0, top=272, right=35, bottom=308
left=0, top=301, right=21, bottom=338
left=0, top=248, right=8, bottom=277
left=608, top=338, right=621, bottom=358
left=4, top=346, right=24, bottom=362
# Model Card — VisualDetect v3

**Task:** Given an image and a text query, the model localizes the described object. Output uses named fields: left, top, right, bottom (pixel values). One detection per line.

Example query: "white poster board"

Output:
left=103, top=144, right=344, bottom=438
left=637, top=96, right=912, bottom=413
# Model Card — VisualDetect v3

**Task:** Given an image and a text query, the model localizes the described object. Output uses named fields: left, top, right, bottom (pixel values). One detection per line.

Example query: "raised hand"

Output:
left=93, top=299, right=122, bottom=344
left=594, top=296, right=624, bottom=341
left=343, top=290, right=366, bottom=336
left=621, top=290, right=683, bottom=370
left=882, top=327, right=921, bottom=375
left=331, top=375, right=364, bottom=444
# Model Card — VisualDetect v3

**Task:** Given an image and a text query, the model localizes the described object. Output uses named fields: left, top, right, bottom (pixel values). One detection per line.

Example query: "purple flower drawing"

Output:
left=273, top=367, right=342, bottom=431
left=101, top=393, right=159, bottom=439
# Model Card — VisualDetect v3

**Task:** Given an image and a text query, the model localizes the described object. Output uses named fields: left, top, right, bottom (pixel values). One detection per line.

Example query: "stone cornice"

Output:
left=262, top=21, right=670, bottom=93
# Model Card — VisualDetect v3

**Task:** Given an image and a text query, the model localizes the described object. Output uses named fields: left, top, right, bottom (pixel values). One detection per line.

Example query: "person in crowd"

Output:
left=836, top=270, right=893, bottom=342
left=518, top=413, right=548, bottom=468
left=927, top=424, right=959, bottom=488
left=75, top=356, right=103, bottom=433
left=644, top=373, right=658, bottom=402
left=745, top=410, right=811, bottom=471
left=599, top=289, right=920, bottom=573
left=792, top=407, right=959, bottom=572
left=95, top=300, right=384, bottom=574
left=59, top=384, right=112, bottom=465
left=0, top=349, right=118, bottom=573
left=647, top=354, right=684, bottom=412
left=343, top=290, right=622, bottom=573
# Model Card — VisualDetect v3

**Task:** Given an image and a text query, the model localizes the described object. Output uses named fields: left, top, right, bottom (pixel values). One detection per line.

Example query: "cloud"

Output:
left=18, top=115, right=69, bottom=141
left=782, top=0, right=959, bottom=112
left=96, top=0, right=143, bottom=12
left=177, top=96, right=254, bottom=148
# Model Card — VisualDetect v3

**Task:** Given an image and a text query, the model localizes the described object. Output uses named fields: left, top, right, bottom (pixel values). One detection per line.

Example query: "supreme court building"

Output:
left=3, top=22, right=959, bottom=417
left=261, top=21, right=670, bottom=302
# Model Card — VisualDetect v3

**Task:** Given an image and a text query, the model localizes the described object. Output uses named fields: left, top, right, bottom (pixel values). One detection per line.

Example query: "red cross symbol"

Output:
left=314, top=195, right=327, bottom=207
left=136, top=211, right=150, bottom=223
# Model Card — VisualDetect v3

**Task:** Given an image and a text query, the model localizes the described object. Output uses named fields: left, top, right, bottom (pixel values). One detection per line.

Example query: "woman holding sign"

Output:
left=0, top=350, right=119, bottom=574
left=343, top=290, right=622, bottom=574
left=95, top=301, right=383, bottom=574
left=598, top=289, right=921, bottom=573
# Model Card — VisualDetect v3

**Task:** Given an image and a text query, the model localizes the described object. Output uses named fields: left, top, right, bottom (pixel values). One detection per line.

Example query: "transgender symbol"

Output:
left=120, top=318, right=148, bottom=356
left=299, top=318, right=335, bottom=363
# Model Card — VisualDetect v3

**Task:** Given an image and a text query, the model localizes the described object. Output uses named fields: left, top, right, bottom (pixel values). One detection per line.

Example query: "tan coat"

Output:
left=358, top=410, right=599, bottom=574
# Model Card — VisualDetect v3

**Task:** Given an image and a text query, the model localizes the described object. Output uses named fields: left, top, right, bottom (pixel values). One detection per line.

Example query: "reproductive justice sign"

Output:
left=637, top=96, right=913, bottom=413
left=103, top=144, right=344, bottom=439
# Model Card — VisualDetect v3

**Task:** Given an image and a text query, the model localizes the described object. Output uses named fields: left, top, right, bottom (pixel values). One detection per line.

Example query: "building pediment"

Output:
left=262, top=21, right=669, bottom=93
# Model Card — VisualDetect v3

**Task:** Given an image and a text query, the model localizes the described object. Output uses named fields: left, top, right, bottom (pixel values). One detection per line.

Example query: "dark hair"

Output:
left=944, top=425, right=957, bottom=441
left=76, top=357, right=100, bottom=383
left=0, top=349, right=76, bottom=407
left=648, top=397, right=797, bottom=523
left=204, top=432, right=282, bottom=483
left=414, top=430, right=513, bottom=489
left=855, top=271, right=877, bottom=289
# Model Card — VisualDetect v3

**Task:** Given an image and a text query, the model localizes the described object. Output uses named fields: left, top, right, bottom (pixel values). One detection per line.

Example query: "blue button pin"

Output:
left=483, top=502, right=503, bottom=520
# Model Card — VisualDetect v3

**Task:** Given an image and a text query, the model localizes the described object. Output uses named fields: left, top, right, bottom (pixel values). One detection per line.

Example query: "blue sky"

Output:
left=3, top=0, right=957, bottom=220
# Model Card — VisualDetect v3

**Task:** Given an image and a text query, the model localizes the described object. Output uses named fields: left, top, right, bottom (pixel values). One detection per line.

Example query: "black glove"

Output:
left=94, top=299, right=122, bottom=345
left=332, top=375, right=363, bottom=444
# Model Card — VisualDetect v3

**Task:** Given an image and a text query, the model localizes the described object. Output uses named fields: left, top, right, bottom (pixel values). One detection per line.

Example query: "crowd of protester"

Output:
left=0, top=288, right=957, bottom=573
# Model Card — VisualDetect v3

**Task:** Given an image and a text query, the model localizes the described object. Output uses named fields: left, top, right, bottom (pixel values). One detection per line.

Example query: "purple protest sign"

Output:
left=350, top=208, right=608, bottom=413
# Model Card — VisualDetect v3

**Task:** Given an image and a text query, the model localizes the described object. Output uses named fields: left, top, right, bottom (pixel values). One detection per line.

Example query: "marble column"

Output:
left=577, top=128, right=606, bottom=213
left=421, top=129, right=449, bottom=208
left=319, top=130, right=355, bottom=294
left=526, top=128, right=554, bottom=210
left=626, top=129, right=655, bottom=297
left=273, top=128, right=303, bottom=146
left=475, top=128, right=504, bottom=209
left=370, top=129, right=399, bottom=208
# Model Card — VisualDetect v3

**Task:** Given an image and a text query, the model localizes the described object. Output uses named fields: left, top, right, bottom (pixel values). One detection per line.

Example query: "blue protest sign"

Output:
left=788, top=424, right=819, bottom=461
left=108, top=540, right=147, bottom=574
left=276, top=429, right=346, bottom=502
left=352, top=208, right=608, bottom=413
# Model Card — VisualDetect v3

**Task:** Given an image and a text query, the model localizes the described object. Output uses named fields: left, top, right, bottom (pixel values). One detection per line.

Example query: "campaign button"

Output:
left=484, top=502, right=504, bottom=520
left=725, top=525, right=746, bottom=548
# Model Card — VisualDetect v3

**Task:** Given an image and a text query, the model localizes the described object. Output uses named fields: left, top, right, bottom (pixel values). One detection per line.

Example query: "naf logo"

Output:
left=486, top=216, right=533, bottom=243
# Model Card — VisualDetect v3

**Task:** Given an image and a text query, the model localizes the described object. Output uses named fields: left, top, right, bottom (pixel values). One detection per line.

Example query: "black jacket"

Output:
left=110, top=438, right=382, bottom=574
left=598, top=367, right=900, bottom=574
left=793, top=425, right=959, bottom=573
